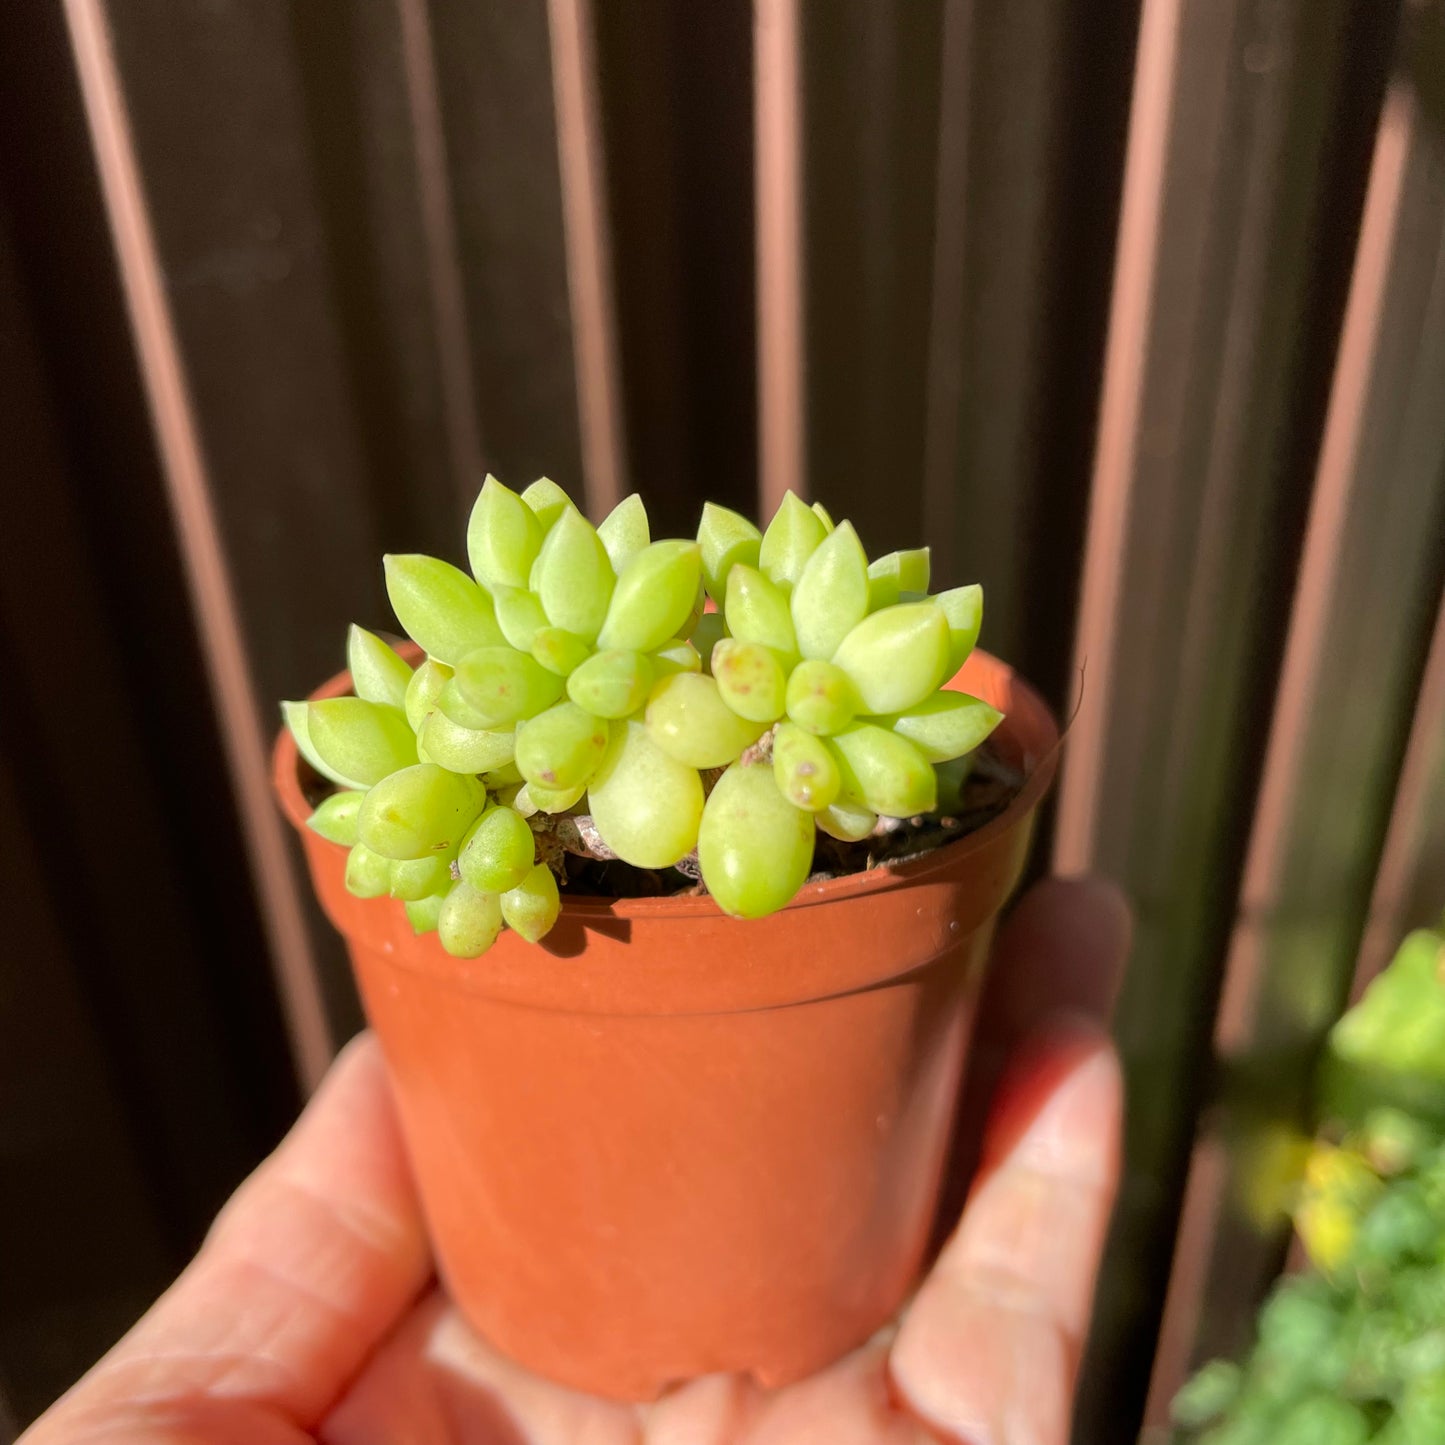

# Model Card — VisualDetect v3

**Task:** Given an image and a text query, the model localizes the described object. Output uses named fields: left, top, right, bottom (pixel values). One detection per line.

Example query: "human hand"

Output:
left=21, top=876, right=1128, bottom=1445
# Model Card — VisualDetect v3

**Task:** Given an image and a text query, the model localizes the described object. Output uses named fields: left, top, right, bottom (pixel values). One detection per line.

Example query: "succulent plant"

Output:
left=284, top=478, right=1003, bottom=957
left=1175, top=920, right=1445, bottom=1444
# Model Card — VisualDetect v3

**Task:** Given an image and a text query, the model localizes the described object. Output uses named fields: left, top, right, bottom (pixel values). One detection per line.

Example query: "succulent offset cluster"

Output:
left=284, top=478, right=1003, bottom=958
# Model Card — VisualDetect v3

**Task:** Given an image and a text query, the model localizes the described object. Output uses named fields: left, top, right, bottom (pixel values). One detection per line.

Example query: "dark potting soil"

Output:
left=302, top=742, right=1023, bottom=904
left=551, top=743, right=1022, bottom=901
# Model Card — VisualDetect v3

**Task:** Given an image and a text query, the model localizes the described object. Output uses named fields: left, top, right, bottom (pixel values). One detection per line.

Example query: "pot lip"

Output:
left=273, top=648, right=1061, bottom=920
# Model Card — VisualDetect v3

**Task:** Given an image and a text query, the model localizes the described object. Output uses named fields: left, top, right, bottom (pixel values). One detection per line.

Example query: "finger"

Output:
left=891, top=1022, right=1123, bottom=1445
left=934, top=875, right=1130, bottom=1234
left=736, top=1337, right=931, bottom=1445
left=975, top=876, right=1132, bottom=1046
left=26, top=1033, right=430, bottom=1442
left=322, top=1295, right=641, bottom=1445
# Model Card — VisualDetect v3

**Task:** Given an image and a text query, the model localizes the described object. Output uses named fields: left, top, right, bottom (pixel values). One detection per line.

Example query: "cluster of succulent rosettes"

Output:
left=284, top=477, right=1003, bottom=959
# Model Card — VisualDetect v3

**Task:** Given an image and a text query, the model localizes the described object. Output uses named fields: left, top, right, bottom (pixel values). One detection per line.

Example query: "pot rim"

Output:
left=273, top=648, right=1061, bottom=922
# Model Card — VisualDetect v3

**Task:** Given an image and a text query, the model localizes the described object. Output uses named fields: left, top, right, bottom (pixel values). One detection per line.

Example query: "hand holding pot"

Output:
left=19, top=878, right=1128, bottom=1445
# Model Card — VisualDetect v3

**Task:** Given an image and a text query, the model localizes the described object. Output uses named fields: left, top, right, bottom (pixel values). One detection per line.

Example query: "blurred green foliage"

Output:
left=1176, top=920, right=1445, bottom=1443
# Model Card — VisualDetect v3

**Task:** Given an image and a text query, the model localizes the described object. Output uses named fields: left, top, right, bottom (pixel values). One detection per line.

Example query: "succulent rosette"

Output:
left=285, top=478, right=1003, bottom=957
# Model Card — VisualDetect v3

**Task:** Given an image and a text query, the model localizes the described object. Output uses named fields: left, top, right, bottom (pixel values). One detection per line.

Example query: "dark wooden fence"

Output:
left=1, top=2, right=1442, bottom=1439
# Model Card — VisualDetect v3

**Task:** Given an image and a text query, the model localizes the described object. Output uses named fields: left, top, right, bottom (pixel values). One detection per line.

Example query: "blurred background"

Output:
left=1, top=0, right=1442, bottom=1439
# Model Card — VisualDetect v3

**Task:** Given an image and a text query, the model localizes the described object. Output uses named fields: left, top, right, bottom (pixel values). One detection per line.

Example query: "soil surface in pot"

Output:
left=302, top=736, right=1023, bottom=906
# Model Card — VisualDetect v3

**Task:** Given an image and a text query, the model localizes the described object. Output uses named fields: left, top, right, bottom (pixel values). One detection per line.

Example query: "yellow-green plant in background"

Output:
left=1175, top=918, right=1445, bottom=1444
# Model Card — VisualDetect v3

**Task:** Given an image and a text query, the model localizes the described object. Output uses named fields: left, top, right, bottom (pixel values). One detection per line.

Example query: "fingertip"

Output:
left=1012, top=874, right=1132, bottom=967
left=980, top=1020, right=1122, bottom=1182
left=987, top=875, right=1133, bottom=1034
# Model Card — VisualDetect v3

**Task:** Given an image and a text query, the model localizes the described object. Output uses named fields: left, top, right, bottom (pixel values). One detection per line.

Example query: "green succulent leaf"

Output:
left=520, top=476, right=576, bottom=531
left=791, top=519, right=869, bottom=660
left=936, top=583, right=983, bottom=679
left=697, top=501, right=762, bottom=602
left=384, top=554, right=504, bottom=665
left=306, top=698, right=417, bottom=787
left=535, top=507, right=615, bottom=641
left=596, top=492, right=651, bottom=572
left=598, top=540, right=703, bottom=653
left=758, top=490, right=826, bottom=592
left=347, top=625, right=413, bottom=709
left=725, top=563, right=798, bottom=660
left=866, top=548, right=931, bottom=611
left=306, top=789, right=364, bottom=846
left=283, top=700, right=370, bottom=790
left=698, top=762, right=815, bottom=919
left=468, top=475, right=544, bottom=590
left=831, top=601, right=950, bottom=715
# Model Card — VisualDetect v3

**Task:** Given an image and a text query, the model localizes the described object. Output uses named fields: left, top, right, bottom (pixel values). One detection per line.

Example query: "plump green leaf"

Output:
left=645, top=672, right=765, bottom=768
left=501, top=862, right=561, bottom=943
left=404, top=659, right=453, bottom=732
left=514, top=701, right=610, bottom=791
left=530, top=626, right=592, bottom=677
left=597, top=492, right=651, bottom=572
left=438, top=881, right=503, bottom=959
left=883, top=691, right=1002, bottom=763
left=306, top=789, right=364, bottom=846
left=598, top=540, right=703, bottom=652
left=791, top=520, right=868, bottom=660
left=384, top=554, right=504, bottom=664
left=492, top=585, right=550, bottom=652
left=358, top=763, right=487, bottom=860
left=535, top=507, right=615, bottom=641
left=936, top=583, right=983, bottom=678
left=344, top=842, right=394, bottom=898
left=772, top=721, right=841, bottom=811
left=417, top=709, right=517, bottom=774
left=306, top=698, right=417, bottom=787
left=468, top=474, right=545, bottom=590
left=758, top=490, right=826, bottom=592
left=698, top=763, right=815, bottom=918
left=697, top=501, right=762, bottom=602
left=829, top=723, right=937, bottom=816
left=866, top=548, right=931, bottom=611
left=283, top=700, right=370, bottom=790
left=520, top=476, right=576, bottom=531
left=458, top=805, right=536, bottom=893
left=784, top=659, right=858, bottom=736
left=831, top=601, right=950, bottom=714
left=347, top=625, right=412, bottom=709
left=587, top=719, right=704, bottom=867
left=453, top=646, right=565, bottom=725
left=711, top=638, right=787, bottom=723
left=567, top=648, right=654, bottom=719
left=725, top=564, right=797, bottom=659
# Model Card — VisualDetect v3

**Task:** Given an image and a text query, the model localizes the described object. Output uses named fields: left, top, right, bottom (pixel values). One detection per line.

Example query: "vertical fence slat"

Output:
left=590, top=0, right=758, bottom=533
left=1053, top=0, right=1183, bottom=873
left=800, top=0, right=942, bottom=553
left=1052, top=3, right=1399, bottom=1438
left=911, top=0, right=1139, bottom=702
left=754, top=0, right=804, bottom=514
left=396, top=0, right=484, bottom=509
left=61, top=0, right=332, bottom=1093
left=1142, top=12, right=1445, bottom=1419
left=429, top=0, right=585, bottom=495
left=921, top=0, right=975, bottom=582
left=547, top=0, right=627, bottom=518
left=1353, top=587, right=1445, bottom=997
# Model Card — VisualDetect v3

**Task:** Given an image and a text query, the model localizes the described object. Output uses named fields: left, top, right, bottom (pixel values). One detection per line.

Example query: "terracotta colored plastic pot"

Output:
left=274, top=650, right=1059, bottom=1400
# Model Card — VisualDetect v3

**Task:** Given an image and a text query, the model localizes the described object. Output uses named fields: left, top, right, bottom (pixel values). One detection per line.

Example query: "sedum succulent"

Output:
left=284, top=478, right=1003, bottom=957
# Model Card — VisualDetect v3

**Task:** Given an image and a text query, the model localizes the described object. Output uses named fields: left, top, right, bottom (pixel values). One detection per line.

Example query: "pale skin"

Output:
left=21, top=877, right=1129, bottom=1445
